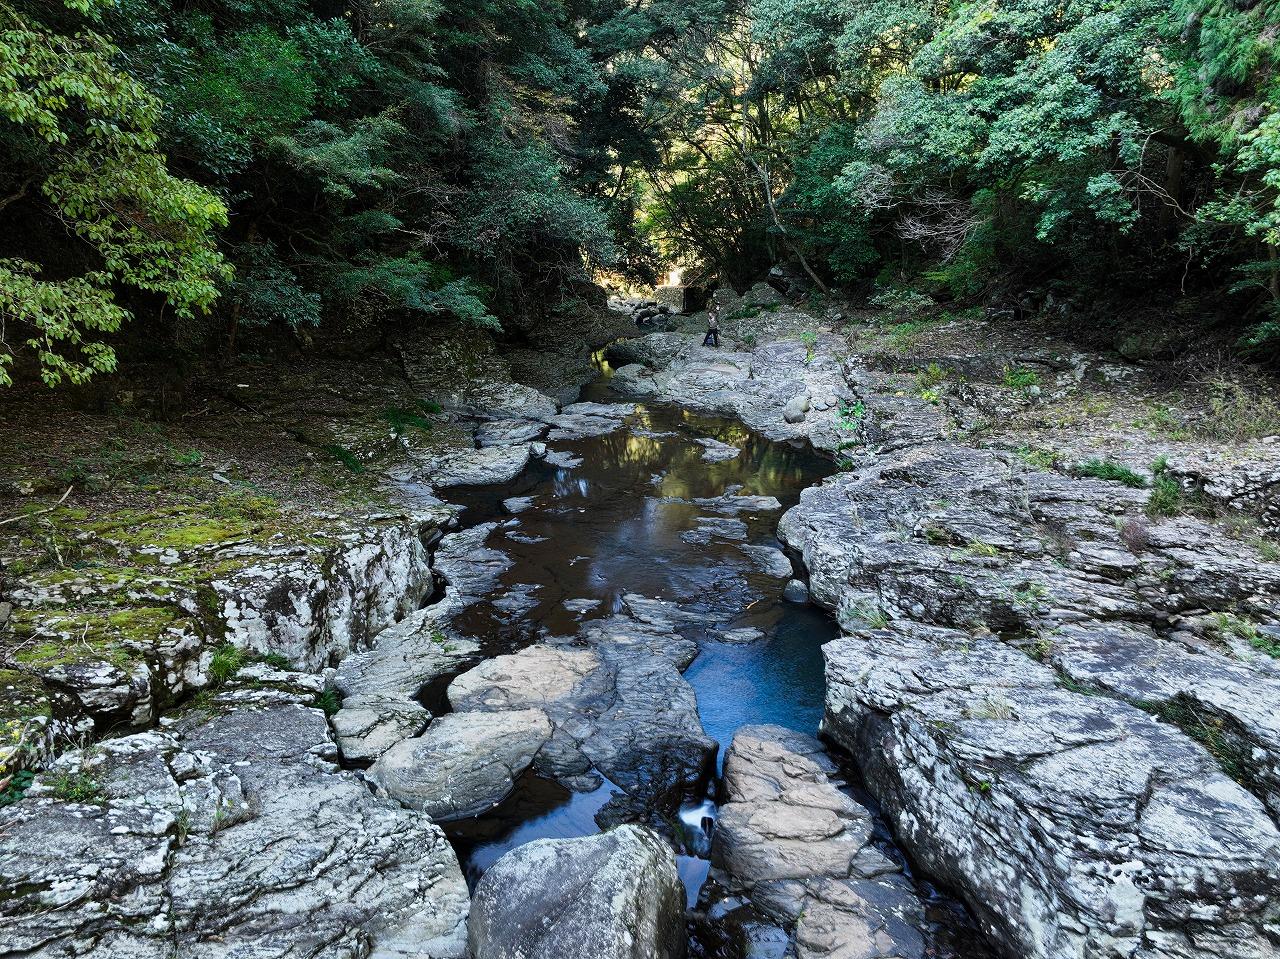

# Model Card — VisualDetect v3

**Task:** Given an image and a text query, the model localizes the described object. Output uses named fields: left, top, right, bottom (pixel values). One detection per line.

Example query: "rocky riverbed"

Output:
left=3, top=287, right=1280, bottom=959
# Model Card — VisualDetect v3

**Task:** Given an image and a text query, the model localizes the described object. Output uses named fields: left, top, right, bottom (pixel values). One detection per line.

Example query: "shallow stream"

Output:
left=437, top=369, right=985, bottom=955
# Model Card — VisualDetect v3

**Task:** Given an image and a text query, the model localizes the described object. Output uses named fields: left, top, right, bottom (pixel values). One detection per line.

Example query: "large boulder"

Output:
left=368, top=709, right=552, bottom=820
left=468, top=825, right=686, bottom=959
left=448, top=612, right=714, bottom=820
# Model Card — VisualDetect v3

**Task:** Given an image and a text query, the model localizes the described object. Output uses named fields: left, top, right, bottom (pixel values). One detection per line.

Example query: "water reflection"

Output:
left=445, top=773, right=620, bottom=890
left=442, top=397, right=838, bottom=893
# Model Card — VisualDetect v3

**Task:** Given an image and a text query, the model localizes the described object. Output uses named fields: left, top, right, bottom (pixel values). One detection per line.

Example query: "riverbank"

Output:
left=607, top=285, right=1280, bottom=958
left=3, top=287, right=1280, bottom=959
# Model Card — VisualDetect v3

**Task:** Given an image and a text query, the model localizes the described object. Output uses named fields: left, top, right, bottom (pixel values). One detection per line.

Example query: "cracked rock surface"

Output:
left=703, top=725, right=927, bottom=959
left=0, top=695, right=470, bottom=959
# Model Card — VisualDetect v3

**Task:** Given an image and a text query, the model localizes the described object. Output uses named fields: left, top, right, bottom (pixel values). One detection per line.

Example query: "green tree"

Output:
left=0, top=0, right=229, bottom=386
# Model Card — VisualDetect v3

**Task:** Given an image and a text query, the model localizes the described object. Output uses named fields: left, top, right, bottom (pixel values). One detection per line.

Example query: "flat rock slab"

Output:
left=738, top=544, right=793, bottom=579
left=693, top=492, right=783, bottom=514
left=706, top=725, right=927, bottom=959
left=475, top=418, right=548, bottom=448
left=561, top=401, right=636, bottom=419
left=332, top=607, right=481, bottom=762
left=682, top=516, right=748, bottom=545
left=546, top=410, right=628, bottom=441
left=432, top=523, right=513, bottom=611
left=369, top=709, right=551, bottom=820
left=695, top=437, right=742, bottom=462
left=469, top=825, right=687, bottom=959
left=544, top=449, right=585, bottom=469
left=428, top=445, right=531, bottom=487
left=0, top=703, right=470, bottom=959
left=716, top=627, right=765, bottom=644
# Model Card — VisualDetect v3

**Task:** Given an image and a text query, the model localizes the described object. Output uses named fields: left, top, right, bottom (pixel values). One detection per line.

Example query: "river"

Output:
left=435, top=365, right=986, bottom=956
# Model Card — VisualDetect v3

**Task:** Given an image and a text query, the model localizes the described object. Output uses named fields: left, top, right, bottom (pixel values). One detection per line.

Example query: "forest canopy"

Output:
left=1, top=0, right=1277, bottom=384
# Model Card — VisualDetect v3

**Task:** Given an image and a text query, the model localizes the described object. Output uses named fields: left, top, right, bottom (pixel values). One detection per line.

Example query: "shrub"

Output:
left=869, top=287, right=935, bottom=314
left=916, top=362, right=948, bottom=389
left=1016, top=446, right=1058, bottom=470
left=1002, top=365, right=1040, bottom=391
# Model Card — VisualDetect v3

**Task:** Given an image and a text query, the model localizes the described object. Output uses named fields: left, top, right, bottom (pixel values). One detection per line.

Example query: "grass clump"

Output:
left=799, top=330, right=818, bottom=363
left=884, top=318, right=937, bottom=351
left=1075, top=459, right=1146, bottom=488
left=313, top=687, right=343, bottom=716
left=1199, top=377, right=1280, bottom=441
left=1138, top=695, right=1253, bottom=783
left=1145, top=456, right=1194, bottom=518
left=49, top=772, right=103, bottom=804
left=916, top=362, right=949, bottom=390
left=208, top=644, right=246, bottom=686
left=1002, top=365, right=1040, bottom=392
left=847, top=603, right=890, bottom=629
left=322, top=444, right=365, bottom=473
left=1016, top=446, right=1058, bottom=470
left=1136, top=403, right=1192, bottom=441
left=1213, top=612, right=1280, bottom=657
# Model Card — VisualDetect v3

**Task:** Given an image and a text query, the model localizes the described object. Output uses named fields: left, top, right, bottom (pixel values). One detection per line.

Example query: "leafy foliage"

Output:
left=0, top=0, right=229, bottom=385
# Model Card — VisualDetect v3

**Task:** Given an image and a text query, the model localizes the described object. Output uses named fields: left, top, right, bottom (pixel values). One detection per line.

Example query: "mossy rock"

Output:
left=6, top=605, right=187, bottom=670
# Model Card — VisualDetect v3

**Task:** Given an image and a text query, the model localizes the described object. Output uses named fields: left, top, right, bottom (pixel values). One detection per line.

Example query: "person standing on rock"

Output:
left=703, top=315, right=720, bottom=348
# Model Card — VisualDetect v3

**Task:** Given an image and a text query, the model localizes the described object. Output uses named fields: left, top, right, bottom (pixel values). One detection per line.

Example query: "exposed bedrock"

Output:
left=468, top=825, right=687, bottom=959
left=822, top=625, right=1280, bottom=959
left=328, top=521, right=507, bottom=762
left=605, top=333, right=853, bottom=450
left=775, top=402, right=1280, bottom=956
left=0, top=694, right=470, bottom=959
left=5, top=508, right=451, bottom=732
left=701, top=724, right=929, bottom=959
left=777, top=442, right=1280, bottom=821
